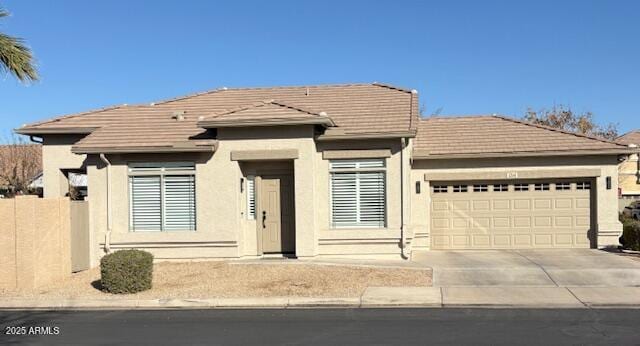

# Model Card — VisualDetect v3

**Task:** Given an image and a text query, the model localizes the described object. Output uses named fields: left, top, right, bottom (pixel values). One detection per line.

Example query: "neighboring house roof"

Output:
left=0, top=144, right=42, bottom=188
left=16, top=83, right=418, bottom=153
left=617, top=130, right=640, bottom=146
left=413, top=115, right=633, bottom=159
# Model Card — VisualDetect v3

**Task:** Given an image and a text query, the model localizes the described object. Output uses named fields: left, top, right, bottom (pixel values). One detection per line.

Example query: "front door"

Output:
left=260, top=175, right=295, bottom=254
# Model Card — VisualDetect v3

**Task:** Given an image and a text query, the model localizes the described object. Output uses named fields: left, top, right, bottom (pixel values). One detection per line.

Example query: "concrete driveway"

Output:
left=412, top=249, right=640, bottom=287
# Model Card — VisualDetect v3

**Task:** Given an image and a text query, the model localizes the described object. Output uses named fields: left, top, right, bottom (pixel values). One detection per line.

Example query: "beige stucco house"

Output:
left=617, top=130, right=640, bottom=207
left=16, top=83, right=636, bottom=266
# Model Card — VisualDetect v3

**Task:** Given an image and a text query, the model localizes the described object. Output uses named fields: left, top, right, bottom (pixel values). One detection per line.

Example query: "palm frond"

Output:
left=0, top=7, right=38, bottom=82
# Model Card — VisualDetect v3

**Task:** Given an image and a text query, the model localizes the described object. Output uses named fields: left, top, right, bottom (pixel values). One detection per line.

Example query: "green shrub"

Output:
left=100, top=249, right=153, bottom=294
left=622, top=220, right=640, bottom=251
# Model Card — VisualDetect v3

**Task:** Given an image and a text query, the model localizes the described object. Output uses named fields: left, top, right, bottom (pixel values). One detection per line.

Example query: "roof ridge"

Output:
left=371, top=82, right=414, bottom=94
left=155, top=82, right=412, bottom=106
left=491, top=114, right=627, bottom=148
left=19, top=104, right=127, bottom=129
left=419, top=114, right=498, bottom=120
left=209, top=99, right=325, bottom=118
left=617, top=129, right=640, bottom=139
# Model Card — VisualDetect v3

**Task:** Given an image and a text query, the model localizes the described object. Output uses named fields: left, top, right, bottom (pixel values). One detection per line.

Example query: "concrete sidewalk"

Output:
left=2, top=286, right=640, bottom=309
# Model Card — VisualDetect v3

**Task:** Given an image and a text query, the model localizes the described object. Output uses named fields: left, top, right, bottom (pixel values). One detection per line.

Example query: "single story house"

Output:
left=16, top=83, right=635, bottom=266
left=616, top=130, right=640, bottom=207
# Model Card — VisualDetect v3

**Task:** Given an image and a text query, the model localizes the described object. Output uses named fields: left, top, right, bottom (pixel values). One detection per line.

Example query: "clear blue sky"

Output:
left=2, top=0, right=639, bottom=136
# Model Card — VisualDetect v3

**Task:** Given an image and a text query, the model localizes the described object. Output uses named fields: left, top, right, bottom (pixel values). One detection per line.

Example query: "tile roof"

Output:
left=17, top=83, right=418, bottom=153
left=617, top=130, right=640, bottom=146
left=414, top=115, right=632, bottom=159
left=198, top=100, right=335, bottom=127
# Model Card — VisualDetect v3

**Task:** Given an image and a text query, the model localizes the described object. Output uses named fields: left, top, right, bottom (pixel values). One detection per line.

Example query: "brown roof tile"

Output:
left=617, top=130, right=640, bottom=146
left=18, top=83, right=415, bottom=152
left=414, top=115, right=631, bottom=159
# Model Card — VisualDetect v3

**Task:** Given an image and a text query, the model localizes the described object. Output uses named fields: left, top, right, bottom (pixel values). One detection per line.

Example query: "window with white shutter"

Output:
left=330, top=159, right=386, bottom=228
left=246, top=176, right=256, bottom=220
left=129, top=162, right=196, bottom=232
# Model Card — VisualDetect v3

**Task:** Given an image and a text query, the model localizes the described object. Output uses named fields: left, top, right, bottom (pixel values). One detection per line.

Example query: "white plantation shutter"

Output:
left=163, top=175, right=196, bottom=231
left=330, top=159, right=386, bottom=228
left=246, top=177, right=256, bottom=220
left=130, top=176, right=162, bottom=231
left=331, top=172, right=358, bottom=226
left=129, top=163, right=196, bottom=231
left=357, top=172, right=385, bottom=226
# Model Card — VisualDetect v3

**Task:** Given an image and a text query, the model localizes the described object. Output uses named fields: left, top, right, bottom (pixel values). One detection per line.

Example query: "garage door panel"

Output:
left=554, top=216, right=573, bottom=227
left=472, top=200, right=491, bottom=210
left=430, top=180, right=591, bottom=250
left=513, top=217, right=531, bottom=228
left=576, top=198, right=590, bottom=209
left=493, top=217, right=510, bottom=228
left=534, top=199, right=553, bottom=209
left=493, top=200, right=510, bottom=210
left=554, top=199, right=572, bottom=209
left=513, top=199, right=531, bottom=210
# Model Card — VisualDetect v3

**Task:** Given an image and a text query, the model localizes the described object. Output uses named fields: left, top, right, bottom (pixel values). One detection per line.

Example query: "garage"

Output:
left=430, top=180, right=593, bottom=249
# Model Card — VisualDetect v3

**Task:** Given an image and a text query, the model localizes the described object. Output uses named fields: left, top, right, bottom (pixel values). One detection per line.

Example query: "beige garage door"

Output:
left=430, top=180, right=592, bottom=249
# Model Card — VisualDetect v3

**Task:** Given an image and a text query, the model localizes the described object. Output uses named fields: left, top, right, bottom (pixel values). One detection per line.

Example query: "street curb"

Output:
left=0, top=297, right=363, bottom=310
left=2, top=298, right=639, bottom=310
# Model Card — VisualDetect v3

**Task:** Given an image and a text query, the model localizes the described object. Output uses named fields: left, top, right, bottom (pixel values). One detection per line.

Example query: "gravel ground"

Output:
left=0, top=262, right=431, bottom=299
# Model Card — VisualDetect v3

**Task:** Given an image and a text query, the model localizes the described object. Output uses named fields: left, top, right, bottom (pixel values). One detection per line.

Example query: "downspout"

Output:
left=99, top=154, right=112, bottom=253
left=400, top=137, right=409, bottom=259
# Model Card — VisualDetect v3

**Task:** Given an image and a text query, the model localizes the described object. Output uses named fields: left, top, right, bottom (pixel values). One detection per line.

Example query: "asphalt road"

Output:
left=1, top=308, right=639, bottom=345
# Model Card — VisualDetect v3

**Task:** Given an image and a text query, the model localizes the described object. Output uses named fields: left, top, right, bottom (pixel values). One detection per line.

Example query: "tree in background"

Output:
left=0, top=7, right=38, bottom=82
left=0, top=137, right=41, bottom=197
left=523, top=105, right=618, bottom=141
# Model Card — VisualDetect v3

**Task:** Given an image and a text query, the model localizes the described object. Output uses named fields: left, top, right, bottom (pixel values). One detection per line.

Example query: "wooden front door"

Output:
left=260, top=175, right=295, bottom=254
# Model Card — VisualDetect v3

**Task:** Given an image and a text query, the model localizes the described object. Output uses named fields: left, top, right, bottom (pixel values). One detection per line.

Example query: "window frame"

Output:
left=432, top=185, right=448, bottom=193
left=473, top=184, right=488, bottom=192
left=246, top=175, right=256, bottom=220
left=452, top=185, right=468, bottom=193
left=555, top=182, right=572, bottom=191
left=128, top=162, right=196, bottom=232
left=329, top=159, right=387, bottom=229
left=493, top=184, right=509, bottom=192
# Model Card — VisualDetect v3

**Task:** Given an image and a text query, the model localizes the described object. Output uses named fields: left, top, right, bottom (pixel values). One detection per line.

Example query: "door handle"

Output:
left=262, top=210, right=267, bottom=229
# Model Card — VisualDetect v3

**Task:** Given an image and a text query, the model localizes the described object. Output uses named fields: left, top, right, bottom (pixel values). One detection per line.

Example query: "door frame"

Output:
left=254, top=169, right=296, bottom=256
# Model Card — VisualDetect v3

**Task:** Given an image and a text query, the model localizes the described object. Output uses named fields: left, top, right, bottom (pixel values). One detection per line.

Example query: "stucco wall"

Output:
left=0, top=197, right=71, bottom=291
left=80, top=127, right=408, bottom=264
left=43, top=128, right=624, bottom=262
left=42, top=135, right=87, bottom=198
left=409, top=155, right=623, bottom=250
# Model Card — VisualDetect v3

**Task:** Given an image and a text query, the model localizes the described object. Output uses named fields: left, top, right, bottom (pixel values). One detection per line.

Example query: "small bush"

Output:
left=100, top=249, right=153, bottom=294
left=621, top=219, right=640, bottom=251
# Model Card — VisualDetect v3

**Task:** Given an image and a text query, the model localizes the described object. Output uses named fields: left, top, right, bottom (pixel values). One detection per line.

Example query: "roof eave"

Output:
left=71, top=143, right=217, bottom=155
left=316, top=130, right=417, bottom=141
left=412, top=148, right=638, bottom=160
left=198, top=117, right=335, bottom=128
left=14, top=127, right=97, bottom=135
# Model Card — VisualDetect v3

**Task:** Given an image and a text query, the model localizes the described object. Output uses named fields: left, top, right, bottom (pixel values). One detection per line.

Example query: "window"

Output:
left=330, top=159, right=386, bottom=228
left=473, top=184, right=488, bottom=192
left=555, top=182, right=571, bottom=191
left=534, top=183, right=550, bottom=191
left=129, top=162, right=196, bottom=231
left=493, top=184, right=509, bottom=192
left=246, top=176, right=256, bottom=220
left=433, top=185, right=448, bottom=193
left=453, top=185, right=468, bottom=193
left=576, top=182, right=591, bottom=190
left=514, top=183, right=529, bottom=192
